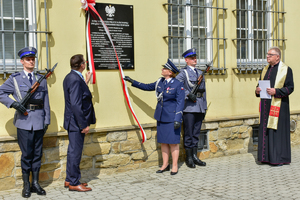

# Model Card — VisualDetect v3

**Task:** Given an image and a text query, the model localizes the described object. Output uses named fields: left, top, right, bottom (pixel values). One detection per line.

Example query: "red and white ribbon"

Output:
left=81, top=0, right=147, bottom=143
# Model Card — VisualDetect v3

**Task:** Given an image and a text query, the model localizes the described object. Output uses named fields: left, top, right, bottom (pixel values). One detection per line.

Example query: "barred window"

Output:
left=198, top=130, right=208, bottom=151
left=0, top=0, right=51, bottom=78
left=233, top=0, right=286, bottom=74
left=165, top=0, right=227, bottom=74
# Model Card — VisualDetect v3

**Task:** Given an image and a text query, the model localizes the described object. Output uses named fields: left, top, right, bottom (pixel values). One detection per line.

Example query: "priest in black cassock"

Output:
left=255, top=46, right=294, bottom=166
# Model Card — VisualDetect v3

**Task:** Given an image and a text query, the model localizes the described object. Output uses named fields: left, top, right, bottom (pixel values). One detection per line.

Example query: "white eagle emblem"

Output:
left=105, top=5, right=115, bottom=17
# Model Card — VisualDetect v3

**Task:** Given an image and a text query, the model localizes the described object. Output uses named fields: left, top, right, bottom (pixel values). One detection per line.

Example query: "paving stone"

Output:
left=2, top=147, right=300, bottom=199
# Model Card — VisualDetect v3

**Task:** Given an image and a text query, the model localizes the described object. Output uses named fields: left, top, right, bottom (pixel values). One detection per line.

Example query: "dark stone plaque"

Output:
left=89, top=3, right=134, bottom=70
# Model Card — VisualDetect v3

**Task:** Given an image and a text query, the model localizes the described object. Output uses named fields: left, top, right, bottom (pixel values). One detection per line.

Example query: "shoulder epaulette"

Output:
left=11, top=72, right=20, bottom=77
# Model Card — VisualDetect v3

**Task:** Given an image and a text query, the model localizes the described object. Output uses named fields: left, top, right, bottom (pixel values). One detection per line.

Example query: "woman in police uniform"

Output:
left=124, top=59, right=185, bottom=175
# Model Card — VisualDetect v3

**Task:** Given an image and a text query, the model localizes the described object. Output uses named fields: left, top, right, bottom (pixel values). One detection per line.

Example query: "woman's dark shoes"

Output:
left=170, top=170, right=178, bottom=175
left=156, top=164, right=170, bottom=173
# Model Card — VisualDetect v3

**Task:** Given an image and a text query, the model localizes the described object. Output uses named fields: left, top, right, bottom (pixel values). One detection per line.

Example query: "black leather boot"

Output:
left=185, top=149, right=195, bottom=168
left=192, top=147, right=206, bottom=166
left=22, top=173, right=31, bottom=198
left=31, top=171, right=46, bottom=195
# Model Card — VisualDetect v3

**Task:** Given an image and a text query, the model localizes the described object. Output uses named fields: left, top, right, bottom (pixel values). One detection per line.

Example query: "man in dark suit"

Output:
left=0, top=47, right=50, bottom=198
left=63, top=54, right=95, bottom=192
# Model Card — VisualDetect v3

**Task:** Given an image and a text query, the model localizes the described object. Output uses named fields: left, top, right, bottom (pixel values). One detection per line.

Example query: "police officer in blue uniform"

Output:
left=124, top=59, right=185, bottom=175
left=0, top=47, right=50, bottom=197
left=176, top=48, right=207, bottom=168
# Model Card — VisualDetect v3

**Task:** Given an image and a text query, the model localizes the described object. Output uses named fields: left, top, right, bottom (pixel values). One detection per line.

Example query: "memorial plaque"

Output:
left=89, top=3, right=134, bottom=70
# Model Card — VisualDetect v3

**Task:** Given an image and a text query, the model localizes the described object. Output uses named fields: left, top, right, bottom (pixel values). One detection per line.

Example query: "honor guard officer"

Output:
left=0, top=47, right=50, bottom=198
left=176, top=48, right=207, bottom=168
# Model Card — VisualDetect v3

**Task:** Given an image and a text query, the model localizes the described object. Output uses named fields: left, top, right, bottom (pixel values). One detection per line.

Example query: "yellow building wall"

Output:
left=0, top=0, right=299, bottom=137
left=206, top=0, right=300, bottom=120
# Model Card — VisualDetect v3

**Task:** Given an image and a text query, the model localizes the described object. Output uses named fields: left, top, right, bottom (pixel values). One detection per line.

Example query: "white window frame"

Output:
left=236, top=0, right=272, bottom=68
left=167, top=0, right=213, bottom=68
left=0, top=0, right=37, bottom=73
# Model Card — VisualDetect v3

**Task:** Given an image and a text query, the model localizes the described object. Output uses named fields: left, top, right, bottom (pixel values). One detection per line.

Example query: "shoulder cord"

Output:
left=184, top=69, right=195, bottom=88
left=155, top=78, right=163, bottom=101
left=12, top=77, right=22, bottom=102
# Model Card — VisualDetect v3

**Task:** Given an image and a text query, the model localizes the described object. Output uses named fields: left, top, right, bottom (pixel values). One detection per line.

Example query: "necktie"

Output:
left=194, top=68, right=199, bottom=77
left=28, top=73, right=33, bottom=85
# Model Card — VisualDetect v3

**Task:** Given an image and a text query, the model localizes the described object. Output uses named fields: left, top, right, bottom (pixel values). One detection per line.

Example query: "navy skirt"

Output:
left=157, top=121, right=181, bottom=144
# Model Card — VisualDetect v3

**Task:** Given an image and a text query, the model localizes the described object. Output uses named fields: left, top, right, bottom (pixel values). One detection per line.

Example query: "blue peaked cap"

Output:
left=182, top=48, right=197, bottom=58
left=163, top=59, right=179, bottom=73
left=18, top=47, right=37, bottom=59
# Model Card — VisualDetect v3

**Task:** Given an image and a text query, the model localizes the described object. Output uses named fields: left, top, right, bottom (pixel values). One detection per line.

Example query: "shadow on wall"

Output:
left=127, top=88, right=155, bottom=120
left=35, top=126, right=163, bottom=187
left=247, top=126, right=259, bottom=165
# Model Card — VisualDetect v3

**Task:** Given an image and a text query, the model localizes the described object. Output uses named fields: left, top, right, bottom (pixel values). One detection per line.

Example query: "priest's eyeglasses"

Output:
left=266, top=53, right=278, bottom=57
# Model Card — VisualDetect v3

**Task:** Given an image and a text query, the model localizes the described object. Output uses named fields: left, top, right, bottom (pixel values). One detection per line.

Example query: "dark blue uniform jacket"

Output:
left=132, top=78, right=185, bottom=123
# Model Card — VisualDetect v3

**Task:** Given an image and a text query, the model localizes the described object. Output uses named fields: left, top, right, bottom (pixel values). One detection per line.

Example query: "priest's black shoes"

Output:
left=156, top=164, right=170, bottom=173
left=22, top=174, right=31, bottom=198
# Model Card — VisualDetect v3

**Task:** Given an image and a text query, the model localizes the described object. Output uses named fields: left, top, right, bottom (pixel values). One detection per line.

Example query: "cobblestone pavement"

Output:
left=1, top=147, right=300, bottom=200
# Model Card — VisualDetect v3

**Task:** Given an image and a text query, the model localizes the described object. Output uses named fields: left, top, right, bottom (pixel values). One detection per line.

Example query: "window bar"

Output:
left=267, top=0, right=272, bottom=49
left=12, top=0, right=17, bottom=71
left=33, top=0, right=38, bottom=70
left=272, top=0, right=274, bottom=46
left=223, top=0, right=226, bottom=73
left=185, top=0, right=192, bottom=50
left=248, top=0, right=253, bottom=73
left=216, top=0, right=220, bottom=74
left=245, top=0, right=248, bottom=71
left=277, top=0, right=279, bottom=47
left=282, top=0, right=285, bottom=61
left=238, top=0, right=242, bottom=71
left=205, top=0, right=210, bottom=69
left=170, top=3, right=174, bottom=63
left=197, top=0, right=200, bottom=67
left=261, top=0, right=264, bottom=71
left=44, top=0, right=49, bottom=69
left=23, top=0, right=27, bottom=47
left=1, top=0, right=6, bottom=75
left=178, top=0, right=181, bottom=68
left=255, top=0, right=258, bottom=73
left=191, top=1, right=194, bottom=53
left=204, top=0, right=208, bottom=70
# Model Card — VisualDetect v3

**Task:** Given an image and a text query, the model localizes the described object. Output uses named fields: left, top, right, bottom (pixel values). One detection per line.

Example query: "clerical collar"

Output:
left=269, top=62, right=279, bottom=68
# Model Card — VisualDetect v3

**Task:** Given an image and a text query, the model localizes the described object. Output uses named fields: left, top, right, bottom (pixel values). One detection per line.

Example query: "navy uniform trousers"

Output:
left=17, top=128, right=44, bottom=173
left=183, top=113, right=205, bottom=149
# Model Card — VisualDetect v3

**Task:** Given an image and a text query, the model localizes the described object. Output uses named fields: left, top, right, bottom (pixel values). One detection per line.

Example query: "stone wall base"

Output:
left=0, top=114, right=299, bottom=191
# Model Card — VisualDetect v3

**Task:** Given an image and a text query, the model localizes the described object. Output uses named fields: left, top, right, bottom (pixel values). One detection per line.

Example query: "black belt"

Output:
left=26, top=104, right=44, bottom=110
left=196, top=92, right=204, bottom=98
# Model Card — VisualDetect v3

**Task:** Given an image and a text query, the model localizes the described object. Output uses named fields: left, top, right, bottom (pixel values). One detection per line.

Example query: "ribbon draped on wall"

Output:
left=81, top=0, right=147, bottom=143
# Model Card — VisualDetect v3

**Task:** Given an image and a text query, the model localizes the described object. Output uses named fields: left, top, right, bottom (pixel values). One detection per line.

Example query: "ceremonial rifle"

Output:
left=20, top=63, right=58, bottom=116
left=189, top=61, right=212, bottom=102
